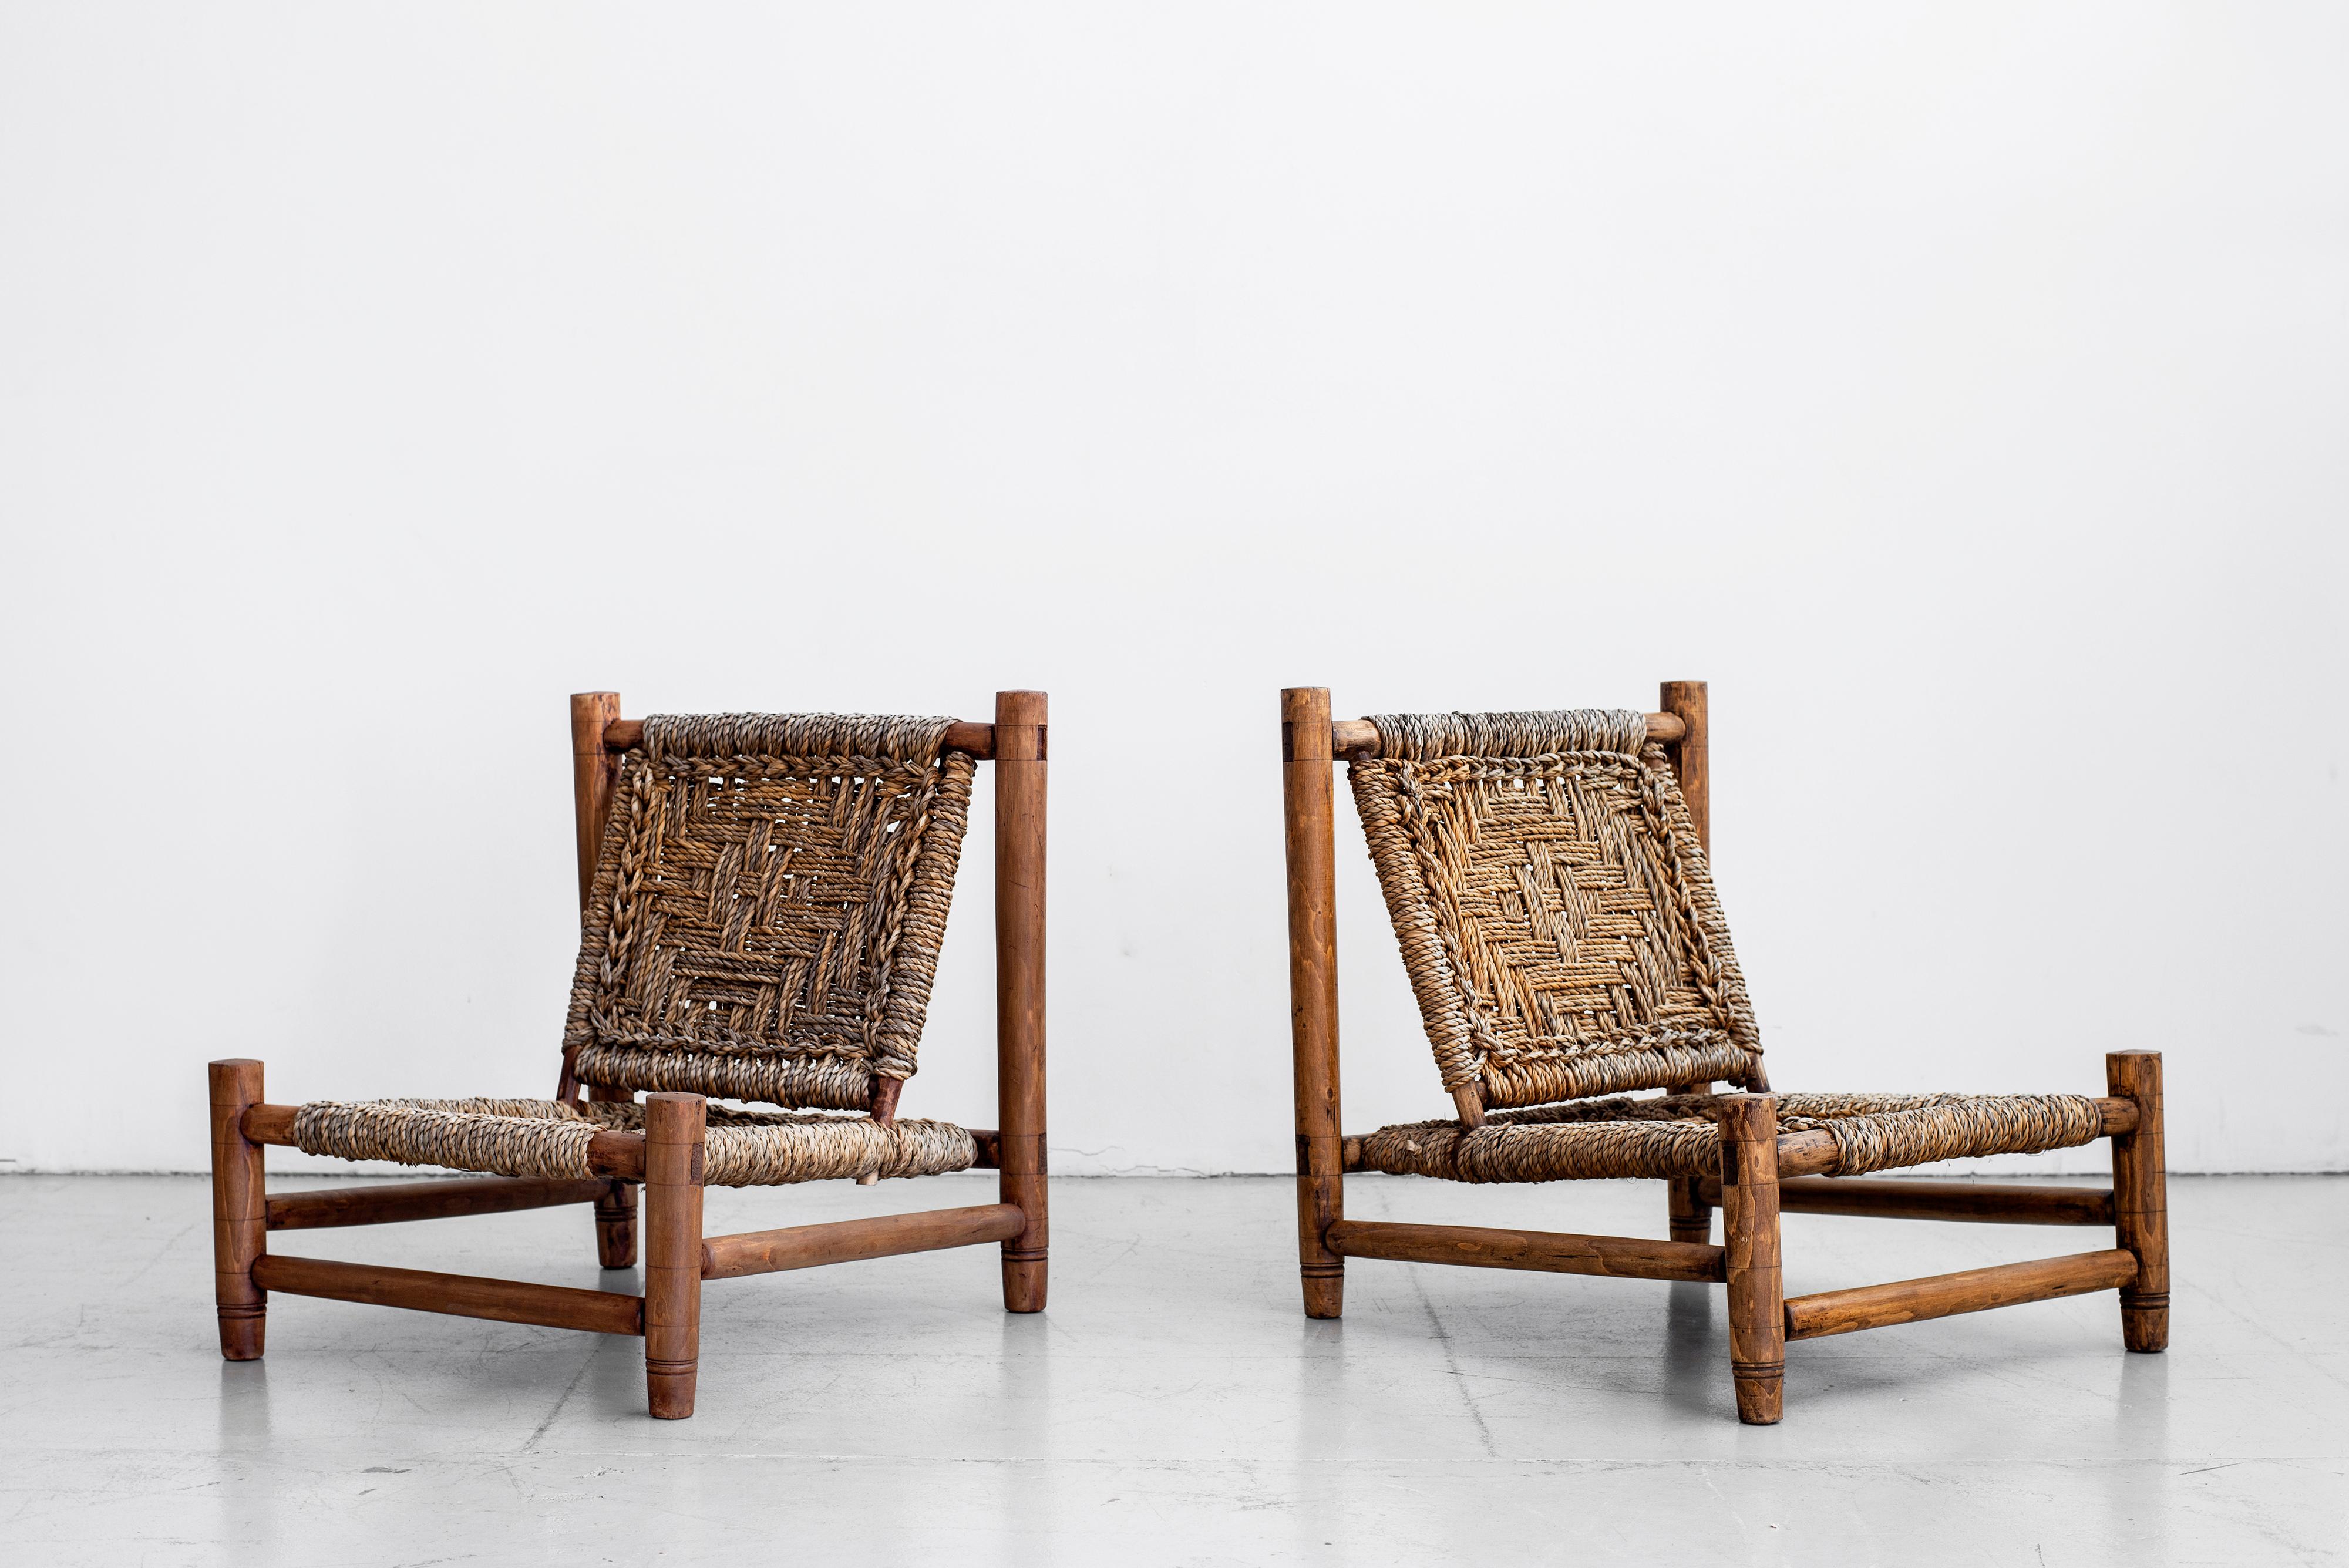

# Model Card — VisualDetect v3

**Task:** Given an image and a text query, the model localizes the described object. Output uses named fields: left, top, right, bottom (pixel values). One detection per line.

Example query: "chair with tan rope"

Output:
left=1280, top=684, right=2166, bottom=1424
left=208, top=692, right=1048, bottom=1419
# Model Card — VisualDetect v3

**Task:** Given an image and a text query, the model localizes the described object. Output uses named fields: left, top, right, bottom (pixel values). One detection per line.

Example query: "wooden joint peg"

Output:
left=1718, top=1093, right=1783, bottom=1424
left=208, top=1058, right=268, bottom=1361
left=2106, top=1051, right=2169, bottom=1352
left=643, top=1093, right=705, bottom=1418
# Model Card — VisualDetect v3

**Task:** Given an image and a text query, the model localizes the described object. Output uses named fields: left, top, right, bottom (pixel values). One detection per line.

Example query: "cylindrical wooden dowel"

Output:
left=563, top=692, right=622, bottom=1102
left=594, top=1179, right=638, bottom=1270
left=1283, top=687, right=1347, bottom=1320
left=265, top=1176, right=609, bottom=1232
left=2106, top=1051, right=2169, bottom=1352
left=642, top=1093, right=705, bottom=1419
left=1325, top=1219, right=1725, bottom=1283
left=250, top=1255, right=645, bottom=1336
left=994, top=690, right=1049, bottom=1313
left=209, top=1059, right=268, bottom=1361
left=1782, top=1249, right=2138, bottom=1341
left=1719, top=1093, right=1783, bottom=1425
left=1721, top=1176, right=2117, bottom=1227
left=701, top=1204, right=1028, bottom=1281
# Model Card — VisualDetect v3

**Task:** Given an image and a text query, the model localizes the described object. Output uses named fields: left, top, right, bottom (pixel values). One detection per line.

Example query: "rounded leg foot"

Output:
left=217, top=1304, right=266, bottom=1361
left=1734, top=1361, right=1784, bottom=1425
left=2123, top=1298, right=2169, bottom=1353
left=646, top=1358, right=697, bottom=1419
left=1301, top=1268, right=1344, bottom=1320
left=1003, top=1254, right=1047, bottom=1313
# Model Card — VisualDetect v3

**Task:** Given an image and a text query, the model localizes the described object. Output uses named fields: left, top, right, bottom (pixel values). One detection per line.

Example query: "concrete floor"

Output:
left=2, top=1172, right=2341, bottom=1566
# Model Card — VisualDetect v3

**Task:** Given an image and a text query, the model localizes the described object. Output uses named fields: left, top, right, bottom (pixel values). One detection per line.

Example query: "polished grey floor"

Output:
left=3, top=1172, right=2341, bottom=1566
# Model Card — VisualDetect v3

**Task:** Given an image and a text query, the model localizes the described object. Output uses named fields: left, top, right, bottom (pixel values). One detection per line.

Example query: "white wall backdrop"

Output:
left=4, top=4, right=2341, bottom=1176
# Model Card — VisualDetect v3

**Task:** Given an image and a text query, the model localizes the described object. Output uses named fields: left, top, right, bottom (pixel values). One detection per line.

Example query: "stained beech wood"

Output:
left=1704, top=1177, right=2117, bottom=1227
left=2097, top=1097, right=2141, bottom=1136
left=1782, top=1249, right=2138, bottom=1341
left=2107, top=1051, right=2169, bottom=1352
left=266, top=1177, right=608, bottom=1231
left=1665, top=1078, right=1717, bottom=1242
left=1283, top=687, right=1346, bottom=1320
left=1719, top=1094, right=1785, bottom=1425
left=702, top=1204, right=1027, bottom=1281
left=994, top=690, right=1050, bottom=1313
left=1449, top=1083, right=1488, bottom=1129
left=570, top=692, right=622, bottom=911
left=240, top=1103, right=298, bottom=1146
left=968, top=1129, right=1001, bottom=1169
left=594, top=1180, right=638, bottom=1270
left=1325, top=1220, right=1725, bottom=1283
left=601, top=717, right=997, bottom=758
left=1775, top=1129, right=1840, bottom=1177
left=250, top=1255, right=645, bottom=1336
left=563, top=692, right=624, bottom=1101
left=1659, top=681, right=1710, bottom=853
left=208, top=1059, right=268, bottom=1361
left=643, top=1093, right=705, bottom=1418
left=1328, top=713, right=1684, bottom=755
left=1667, top=1177, right=1715, bottom=1243
left=587, top=1129, right=647, bottom=1180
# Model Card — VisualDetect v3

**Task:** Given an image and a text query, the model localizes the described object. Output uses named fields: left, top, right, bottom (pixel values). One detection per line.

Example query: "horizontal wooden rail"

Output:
left=1694, top=1176, right=2115, bottom=1226
left=1782, top=1249, right=2137, bottom=1341
left=968, top=1129, right=1001, bottom=1169
left=243, top=1105, right=647, bottom=1180
left=267, top=1177, right=609, bottom=1231
left=1324, top=1219, right=1725, bottom=1283
left=604, top=718, right=1000, bottom=758
left=251, top=1254, right=646, bottom=1335
left=701, top=1203, right=1027, bottom=1281
left=1327, top=712, right=1684, bottom=755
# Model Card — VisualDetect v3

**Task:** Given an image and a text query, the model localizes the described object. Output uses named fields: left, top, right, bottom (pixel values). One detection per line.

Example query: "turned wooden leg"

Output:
left=1667, top=1176, right=1715, bottom=1244
left=1720, top=1094, right=1783, bottom=1425
left=594, top=1180, right=638, bottom=1270
left=995, top=689, right=1050, bottom=1313
left=644, top=1093, right=705, bottom=1419
left=2107, top=1051, right=2169, bottom=1353
left=1282, top=688, right=1345, bottom=1319
left=208, top=1059, right=268, bottom=1361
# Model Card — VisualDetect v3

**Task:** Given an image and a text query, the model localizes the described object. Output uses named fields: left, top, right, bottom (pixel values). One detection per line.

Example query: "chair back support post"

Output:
left=642, top=1092, right=705, bottom=1418
left=1281, top=687, right=1347, bottom=1320
left=1661, top=678, right=1724, bottom=1233
left=2106, top=1051, right=2169, bottom=1352
left=994, top=689, right=1050, bottom=1313
left=208, top=1058, right=268, bottom=1361
left=1719, top=1092, right=1785, bottom=1425
left=562, top=691, right=622, bottom=1102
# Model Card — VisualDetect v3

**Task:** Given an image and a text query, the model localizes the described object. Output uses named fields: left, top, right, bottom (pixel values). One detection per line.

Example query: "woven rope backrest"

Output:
left=564, top=714, right=975, bottom=1110
left=1348, top=709, right=1762, bottom=1108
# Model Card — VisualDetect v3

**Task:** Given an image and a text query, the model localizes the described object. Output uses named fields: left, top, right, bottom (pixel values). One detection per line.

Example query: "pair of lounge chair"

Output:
left=208, top=684, right=2166, bottom=1425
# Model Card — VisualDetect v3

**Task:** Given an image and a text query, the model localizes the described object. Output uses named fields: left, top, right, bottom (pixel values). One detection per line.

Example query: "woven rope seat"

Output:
left=292, top=1098, right=976, bottom=1186
left=1362, top=1092, right=2107, bottom=1183
left=304, top=712, right=981, bottom=1187
left=1348, top=709, right=2106, bottom=1182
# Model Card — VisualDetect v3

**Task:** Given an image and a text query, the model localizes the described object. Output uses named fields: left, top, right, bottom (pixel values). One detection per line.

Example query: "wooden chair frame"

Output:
left=210, top=689, right=1047, bottom=1419
left=1281, top=682, right=2168, bottom=1424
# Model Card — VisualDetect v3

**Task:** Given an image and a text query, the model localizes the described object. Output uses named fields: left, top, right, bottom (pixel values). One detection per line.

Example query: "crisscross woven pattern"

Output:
left=1359, top=1092, right=2108, bottom=1182
left=1348, top=710, right=1762, bottom=1108
left=566, top=714, right=975, bottom=1111
left=292, top=1098, right=976, bottom=1186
